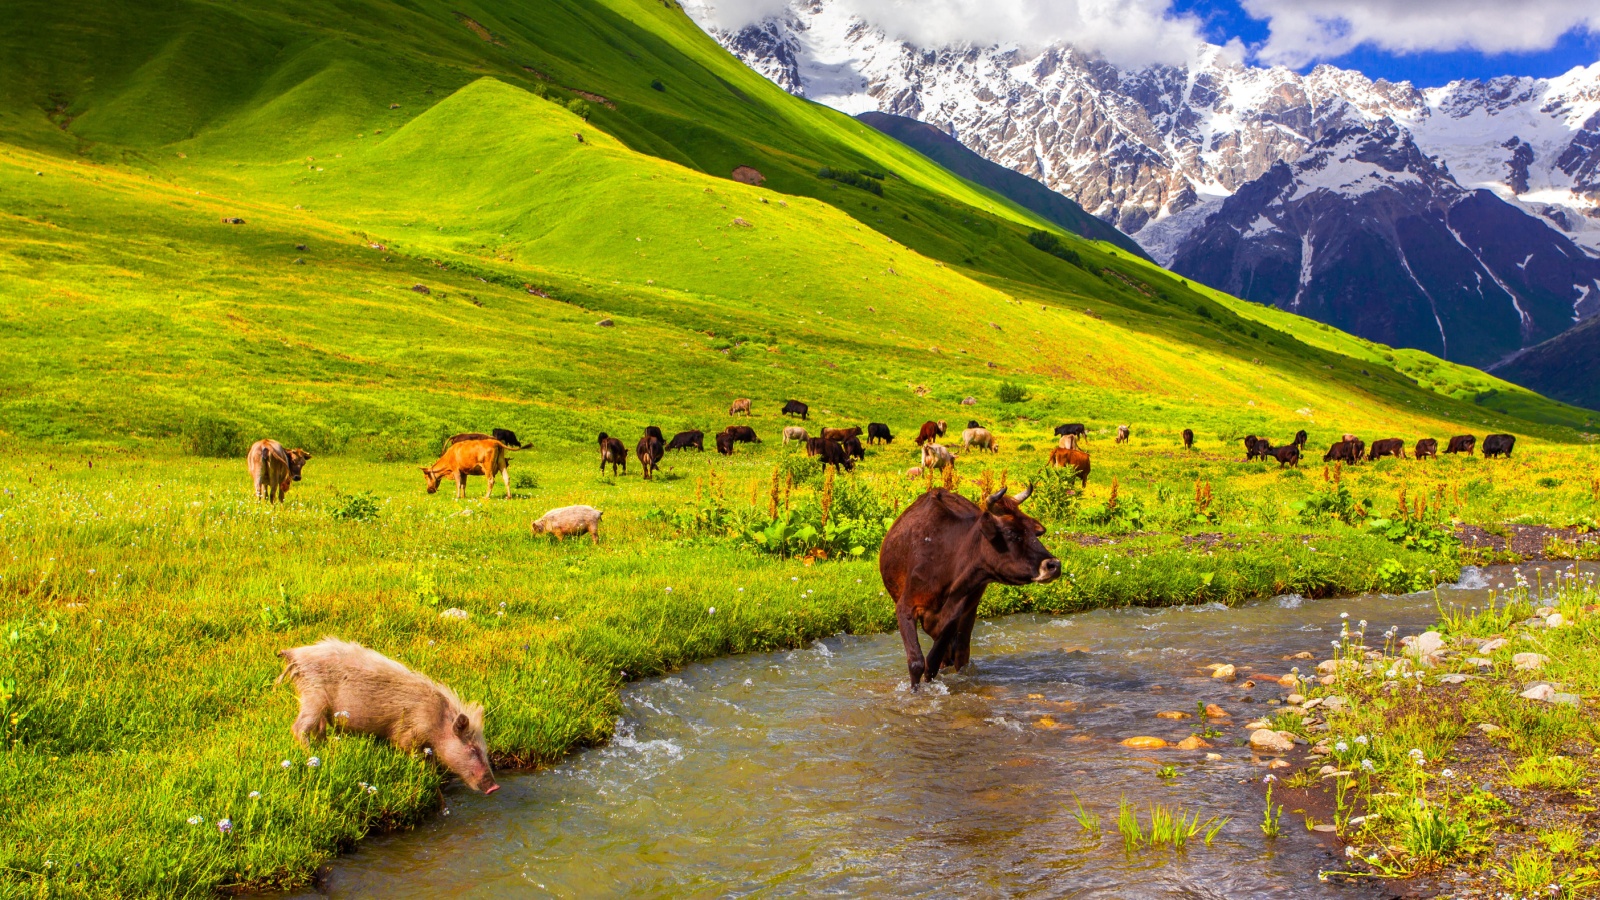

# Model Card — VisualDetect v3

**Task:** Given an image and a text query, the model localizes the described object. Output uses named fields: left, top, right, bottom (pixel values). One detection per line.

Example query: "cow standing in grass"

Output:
left=598, top=433, right=627, bottom=475
left=916, top=420, right=947, bottom=446
left=1368, top=438, right=1406, bottom=461
left=1414, top=438, right=1438, bottom=460
left=782, top=400, right=809, bottom=420
left=1446, top=435, right=1476, bottom=455
left=1181, top=429, right=1195, bottom=449
left=1115, top=425, right=1130, bottom=444
left=962, top=428, right=998, bottom=453
left=1050, top=446, right=1090, bottom=486
left=422, top=440, right=511, bottom=499
left=729, top=398, right=752, bottom=417
left=1484, top=434, right=1516, bottom=458
left=248, top=439, right=311, bottom=503
left=867, top=423, right=893, bottom=445
left=637, top=433, right=664, bottom=479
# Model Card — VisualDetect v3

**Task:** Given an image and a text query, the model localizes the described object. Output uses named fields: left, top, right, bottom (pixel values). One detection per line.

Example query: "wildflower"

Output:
left=791, top=577, right=799, bottom=582
left=1340, top=612, right=1349, bottom=620
left=334, top=710, right=349, bottom=720
left=368, top=785, right=378, bottom=794
left=1385, top=669, right=1397, bottom=679
left=280, top=759, right=292, bottom=770
left=664, top=587, right=672, bottom=593
left=1361, top=759, right=1375, bottom=772
left=708, top=607, right=716, bottom=614
left=307, top=757, right=321, bottom=768
left=1355, top=735, right=1368, bottom=746
left=1263, top=774, right=1276, bottom=783
left=1335, top=741, right=1349, bottom=753
left=1441, top=769, right=1455, bottom=779
left=248, top=791, right=260, bottom=800
left=187, top=815, right=204, bottom=825
left=1408, top=749, right=1425, bottom=764
left=1358, top=620, right=1367, bottom=628
left=218, top=819, right=233, bottom=834
left=424, top=747, right=433, bottom=756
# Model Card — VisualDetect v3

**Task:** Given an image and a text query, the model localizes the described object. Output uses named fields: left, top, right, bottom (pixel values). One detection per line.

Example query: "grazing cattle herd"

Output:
left=247, top=397, right=1537, bottom=787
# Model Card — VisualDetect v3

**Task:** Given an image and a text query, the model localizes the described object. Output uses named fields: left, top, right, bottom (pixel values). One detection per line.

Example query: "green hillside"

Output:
left=4, top=1, right=1600, bottom=896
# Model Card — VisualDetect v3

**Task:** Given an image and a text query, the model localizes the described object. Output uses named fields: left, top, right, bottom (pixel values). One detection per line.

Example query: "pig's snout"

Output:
left=483, top=782, right=500, bottom=795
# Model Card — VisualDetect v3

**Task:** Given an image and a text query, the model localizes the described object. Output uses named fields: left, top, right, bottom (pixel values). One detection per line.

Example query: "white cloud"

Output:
left=1242, top=0, right=1600, bottom=68
left=690, top=0, right=1600, bottom=70
left=689, top=0, right=1213, bottom=67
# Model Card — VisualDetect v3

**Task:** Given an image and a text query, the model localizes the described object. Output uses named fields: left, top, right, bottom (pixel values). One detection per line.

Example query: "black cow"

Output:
left=867, top=423, right=894, bottom=445
left=1267, top=443, right=1300, bottom=468
left=1483, top=434, right=1516, bottom=458
left=666, top=430, right=704, bottom=452
left=1054, top=423, right=1087, bottom=438
left=815, top=438, right=855, bottom=473
left=1323, top=440, right=1360, bottom=464
left=636, top=434, right=664, bottom=479
left=723, top=425, right=760, bottom=444
left=644, top=425, right=664, bottom=441
left=598, top=433, right=627, bottom=475
left=782, top=400, right=809, bottom=420
left=491, top=428, right=523, bottom=449
left=443, top=432, right=492, bottom=452
left=1243, top=436, right=1265, bottom=460
left=1414, top=438, right=1438, bottom=460
left=1182, top=429, right=1194, bottom=449
left=841, top=435, right=865, bottom=461
left=966, top=420, right=982, bottom=430
left=1368, top=438, right=1406, bottom=461
left=1293, top=429, right=1308, bottom=448
left=715, top=431, right=735, bottom=455
left=1446, top=435, right=1476, bottom=455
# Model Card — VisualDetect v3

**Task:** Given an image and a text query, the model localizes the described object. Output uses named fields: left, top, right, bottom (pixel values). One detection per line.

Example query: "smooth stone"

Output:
left=1479, top=638, right=1508, bottom=653
left=1513, top=653, right=1549, bottom=672
left=1323, top=696, right=1348, bottom=712
left=1477, top=723, right=1501, bottom=733
left=1249, top=729, right=1295, bottom=753
left=1439, top=674, right=1474, bottom=685
left=1301, top=697, right=1324, bottom=710
left=1278, top=674, right=1300, bottom=687
left=1204, top=704, right=1230, bottom=718
left=1520, top=684, right=1556, bottom=701
left=1318, top=764, right=1338, bottom=775
left=1535, top=606, right=1557, bottom=617
left=1156, top=711, right=1190, bottom=720
left=1319, top=675, right=1337, bottom=686
left=1286, top=693, right=1306, bottom=705
left=1290, top=651, right=1314, bottom=660
left=1268, top=759, right=1291, bottom=769
left=1121, top=736, right=1168, bottom=749
left=1244, top=719, right=1273, bottom=730
left=1466, top=657, right=1494, bottom=669
left=1212, top=664, right=1237, bottom=680
left=1205, top=752, right=1223, bottom=761
left=1176, top=735, right=1211, bottom=750
left=1313, top=824, right=1338, bottom=833
left=1546, top=613, right=1566, bottom=628
left=1408, top=632, right=1444, bottom=657
left=1315, top=660, right=1339, bottom=675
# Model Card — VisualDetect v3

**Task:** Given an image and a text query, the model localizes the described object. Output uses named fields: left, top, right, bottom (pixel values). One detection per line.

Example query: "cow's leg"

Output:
left=922, top=605, right=967, bottom=680
left=291, top=690, right=330, bottom=747
left=501, top=466, right=511, bottom=498
left=896, top=604, right=928, bottom=687
left=456, top=472, right=467, bottom=500
left=949, top=597, right=983, bottom=672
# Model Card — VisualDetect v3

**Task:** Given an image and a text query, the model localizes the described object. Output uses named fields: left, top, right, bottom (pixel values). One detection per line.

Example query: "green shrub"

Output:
left=817, top=167, right=883, bottom=195
left=330, top=492, right=380, bottom=522
left=650, top=78, right=665, bottom=92
left=997, top=381, right=1029, bottom=404
left=182, top=417, right=246, bottom=458
left=566, top=98, right=590, bottom=119
left=513, top=472, right=538, bottom=490
left=1025, top=230, right=1082, bottom=267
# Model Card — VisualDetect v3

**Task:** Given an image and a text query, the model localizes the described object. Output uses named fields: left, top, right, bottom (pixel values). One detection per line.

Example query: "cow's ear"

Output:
left=979, top=513, right=1008, bottom=550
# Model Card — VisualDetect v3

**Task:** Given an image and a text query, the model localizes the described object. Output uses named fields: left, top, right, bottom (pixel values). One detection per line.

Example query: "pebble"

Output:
left=1205, top=752, right=1222, bottom=761
left=1438, top=674, right=1475, bottom=685
left=1477, top=723, right=1501, bottom=734
left=1465, top=657, right=1494, bottom=669
left=1318, top=764, right=1338, bottom=775
left=1318, top=675, right=1336, bottom=686
left=1546, top=613, right=1566, bottom=628
left=1312, top=824, right=1338, bottom=833
left=1156, top=711, right=1190, bottom=720
left=1301, top=697, right=1324, bottom=710
left=1519, top=683, right=1556, bottom=701
left=1290, top=651, right=1314, bottom=660
left=1249, top=729, right=1295, bottom=753
left=439, top=607, right=471, bottom=621
left=1552, top=693, right=1582, bottom=707
left=1277, top=674, right=1299, bottom=687
left=1512, top=652, right=1548, bottom=672
left=1211, top=664, right=1237, bottom=680
left=1176, top=735, right=1211, bottom=750
left=1204, top=704, right=1230, bottom=718
left=1120, top=736, right=1168, bottom=749
left=1535, top=606, right=1557, bottom=617
left=1479, top=638, right=1507, bottom=654
left=1322, top=696, right=1347, bottom=712
left=1268, top=759, right=1291, bottom=769
left=1245, top=719, right=1272, bottom=730
left=1406, top=632, right=1444, bottom=657
left=1286, top=693, right=1306, bottom=705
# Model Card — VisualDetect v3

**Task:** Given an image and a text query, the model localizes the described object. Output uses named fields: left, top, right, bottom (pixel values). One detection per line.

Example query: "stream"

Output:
left=293, top=565, right=1548, bottom=899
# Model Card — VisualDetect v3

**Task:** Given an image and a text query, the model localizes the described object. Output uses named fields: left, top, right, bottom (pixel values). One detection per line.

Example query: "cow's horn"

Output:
left=1013, top=483, right=1034, bottom=503
left=984, top=488, right=1007, bottom=508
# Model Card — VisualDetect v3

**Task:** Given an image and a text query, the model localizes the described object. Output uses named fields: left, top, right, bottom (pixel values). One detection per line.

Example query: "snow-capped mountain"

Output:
left=685, top=0, right=1600, bottom=368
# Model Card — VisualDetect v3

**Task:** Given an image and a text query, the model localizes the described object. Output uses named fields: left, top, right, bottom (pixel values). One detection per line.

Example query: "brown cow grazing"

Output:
left=277, top=638, right=497, bottom=794
left=841, top=435, right=866, bottom=461
left=729, top=398, right=752, bottom=417
left=637, top=433, right=664, bottom=479
left=1414, top=438, right=1439, bottom=460
left=715, top=431, right=736, bottom=455
left=962, top=427, right=998, bottom=453
left=782, top=400, right=809, bottom=420
left=598, top=433, right=627, bottom=475
left=915, top=420, right=948, bottom=446
left=247, top=439, right=311, bottom=502
left=1115, top=425, right=1130, bottom=444
left=422, top=440, right=511, bottom=499
left=723, top=425, right=760, bottom=444
left=1181, top=428, right=1195, bottom=449
left=1050, top=446, right=1090, bottom=486
left=531, top=505, right=603, bottom=543
left=443, top=432, right=492, bottom=452
left=821, top=426, right=862, bottom=442
left=921, top=443, right=956, bottom=471
left=1368, top=438, right=1406, bottom=461
left=1057, top=433, right=1081, bottom=450
left=880, top=487, right=1060, bottom=687
left=1446, top=434, right=1476, bottom=455
left=1267, top=443, right=1300, bottom=468
left=816, top=438, right=855, bottom=473
left=804, top=436, right=826, bottom=457
left=665, top=430, right=704, bottom=452
left=1323, top=440, right=1359, bottom=464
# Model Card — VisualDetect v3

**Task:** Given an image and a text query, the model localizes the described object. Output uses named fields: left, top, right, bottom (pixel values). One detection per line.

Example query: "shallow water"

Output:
left=297, top=564, right=1563, bottom=899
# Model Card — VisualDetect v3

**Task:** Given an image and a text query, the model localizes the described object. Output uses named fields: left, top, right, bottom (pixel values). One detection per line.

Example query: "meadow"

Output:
left=4, top=418, right=1597, bottom=896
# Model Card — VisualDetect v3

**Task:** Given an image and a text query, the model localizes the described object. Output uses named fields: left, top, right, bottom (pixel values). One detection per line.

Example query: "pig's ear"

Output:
left=454, top=713, right=471, bottom=737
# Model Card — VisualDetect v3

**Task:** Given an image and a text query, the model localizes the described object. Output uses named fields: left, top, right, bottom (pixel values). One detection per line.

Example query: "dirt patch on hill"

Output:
left=1456, top=523, right=1600, bottom=560
left=453, top=12, right=504, bottom=45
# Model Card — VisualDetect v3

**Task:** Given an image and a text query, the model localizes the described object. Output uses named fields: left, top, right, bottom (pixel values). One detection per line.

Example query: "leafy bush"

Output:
left=649, top=78, right=665, bottom=92
left=330, top=492, right=380, bottom=522
left=1025, top=230, right=1083, bottom=267
left=817, top=167, right=883, bottom=195
left=1027, top=467, right=1083, bottom=524
left=566, top=98, right=590, bottom=119
left=1293, top=482, right=1369, bottom=526
left=997, top=381, right=1029, bottom=404
left=513, top=472, right=538, bottom=490
left=183, top=417, right=245, bottom=458
left=1365, top=516, right=1456, bottom=554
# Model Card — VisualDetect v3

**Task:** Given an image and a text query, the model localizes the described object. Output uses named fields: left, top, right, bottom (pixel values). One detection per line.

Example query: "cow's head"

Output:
left=286, top=449, right=312, bottom=482
left=977, top=486, right=1061, bottom=585
left=420, top=467, right=445, bottom=494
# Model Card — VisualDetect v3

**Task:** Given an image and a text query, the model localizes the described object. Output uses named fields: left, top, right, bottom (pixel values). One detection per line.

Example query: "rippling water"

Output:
left=293, top=564, right=1557, bottom=899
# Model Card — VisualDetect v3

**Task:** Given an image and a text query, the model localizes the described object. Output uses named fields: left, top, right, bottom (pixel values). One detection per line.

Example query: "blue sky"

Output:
left=1173, top=0, right=1600, bottom=85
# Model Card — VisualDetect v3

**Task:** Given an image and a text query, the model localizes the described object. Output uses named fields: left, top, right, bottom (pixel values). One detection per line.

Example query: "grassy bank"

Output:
left=1258, top=568, right=1600, bottom=896
left=8, top=426, right=1597, bottom=896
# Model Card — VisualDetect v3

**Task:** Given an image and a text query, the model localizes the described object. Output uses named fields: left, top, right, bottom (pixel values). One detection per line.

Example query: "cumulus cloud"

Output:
left=691, top=0, right=1213, bottom=67
left=1240, top=0, right=1600, bottom=67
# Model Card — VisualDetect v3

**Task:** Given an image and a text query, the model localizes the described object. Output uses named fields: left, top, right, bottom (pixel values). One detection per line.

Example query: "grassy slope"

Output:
left=2, top=0, right=1600, bottom=896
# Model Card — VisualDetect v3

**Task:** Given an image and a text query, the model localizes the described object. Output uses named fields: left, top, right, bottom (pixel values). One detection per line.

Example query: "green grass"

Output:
left=3, top=0, right=1600, bottom=895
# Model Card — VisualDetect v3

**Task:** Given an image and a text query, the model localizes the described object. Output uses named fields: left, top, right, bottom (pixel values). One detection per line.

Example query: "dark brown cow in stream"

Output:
left=880, top=487, right=1060, bottom=688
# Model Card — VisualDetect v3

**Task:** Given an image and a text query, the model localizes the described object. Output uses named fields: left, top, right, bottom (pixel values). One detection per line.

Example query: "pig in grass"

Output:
left=276, top=638, right=498, bottom=794
left=530, top=504, right=603, bottom=543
